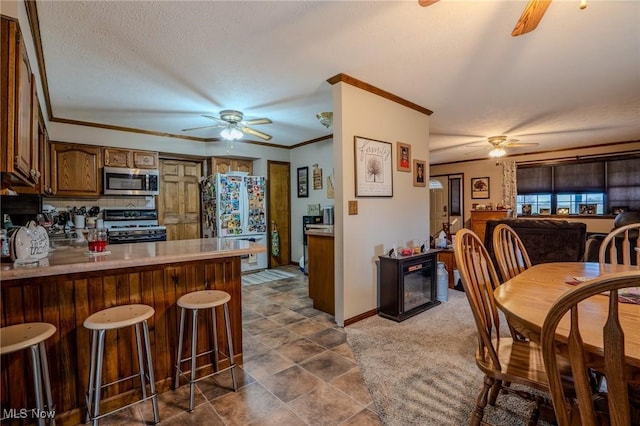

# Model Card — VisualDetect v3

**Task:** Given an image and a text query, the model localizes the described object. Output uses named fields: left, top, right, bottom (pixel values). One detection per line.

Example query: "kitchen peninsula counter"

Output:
left=1, top=237, right=264, bottom=280
left=1, top=238, right=264, bottom=426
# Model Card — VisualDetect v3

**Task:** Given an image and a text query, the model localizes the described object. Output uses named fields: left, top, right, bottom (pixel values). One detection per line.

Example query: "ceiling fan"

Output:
left=469, top=135, right=539, bottom=158
left=419, top=0, right=586, bottom=37
left=182, top=110, right=273, bottom=141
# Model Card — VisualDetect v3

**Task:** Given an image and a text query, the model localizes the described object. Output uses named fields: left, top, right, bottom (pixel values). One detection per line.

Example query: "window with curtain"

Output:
left=515, top=155, right=640, bottom=215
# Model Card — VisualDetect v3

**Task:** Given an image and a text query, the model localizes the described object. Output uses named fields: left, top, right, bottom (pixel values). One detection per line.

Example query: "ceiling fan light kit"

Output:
left=489, top=147, right=507, bottom=158
left=220, top=126, right=243, bottom=141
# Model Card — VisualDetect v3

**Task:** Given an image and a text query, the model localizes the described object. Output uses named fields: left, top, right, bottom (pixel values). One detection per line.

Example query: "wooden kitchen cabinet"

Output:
left=103, top=148, right=158, bottom=169
left=470, top=210, right=511, bottom=243
left=211, top=157, right=253, bottom=175
left=50, top=142, right=102, bottom=196
left=1, top=17, right=40, bottom=187
left=307, top=231, right=334, bottom=315
left=12, top=116, right=52, bottom=195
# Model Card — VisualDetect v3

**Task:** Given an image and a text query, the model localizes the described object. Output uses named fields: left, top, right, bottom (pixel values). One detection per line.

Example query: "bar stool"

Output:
left=173, top=290, right=237, bottom=412
left=0, top=323, right=56, bottom=426
left=83, top=304, right=159, bottom=426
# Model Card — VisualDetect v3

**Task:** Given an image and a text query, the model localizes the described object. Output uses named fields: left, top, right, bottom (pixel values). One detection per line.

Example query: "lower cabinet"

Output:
left=307, top=231, right=334, bottom=315
left=378, top=252, right=440, bottom=322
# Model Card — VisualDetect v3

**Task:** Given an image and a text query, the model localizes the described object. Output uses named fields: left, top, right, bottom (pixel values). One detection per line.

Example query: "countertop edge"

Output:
left=1, top=239, right=266, bottom=281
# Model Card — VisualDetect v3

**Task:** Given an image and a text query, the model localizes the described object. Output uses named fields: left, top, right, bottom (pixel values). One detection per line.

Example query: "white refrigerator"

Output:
left=201, top=173, right=268, bottom=272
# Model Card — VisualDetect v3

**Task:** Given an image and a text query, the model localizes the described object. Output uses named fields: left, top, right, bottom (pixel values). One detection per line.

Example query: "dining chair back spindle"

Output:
left=598, top=223, right=640, bottom=266
left=541, top=271, right=640, bottom=426
left=454, top=228, right=558, bottom=426
left=492, top=223, right=532, bottom=282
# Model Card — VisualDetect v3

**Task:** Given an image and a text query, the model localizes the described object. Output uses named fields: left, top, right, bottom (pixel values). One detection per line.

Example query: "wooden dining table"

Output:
left=493, top=262, right=640, bottom=369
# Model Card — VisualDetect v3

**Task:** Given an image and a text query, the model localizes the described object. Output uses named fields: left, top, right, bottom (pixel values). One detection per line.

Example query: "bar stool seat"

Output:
left=84, top=304, right=159, bottom=426
left=173, top=290, right=237, bottom=412
left=83, top=304, right=154, bottom=330
left=1, top=322, right=56, bottom=426
left=177, top=289, right=231, bottom=310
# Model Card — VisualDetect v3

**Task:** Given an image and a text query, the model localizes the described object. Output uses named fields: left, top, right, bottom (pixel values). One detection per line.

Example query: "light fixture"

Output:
left=489, top=147, right=506, bottom=158
left=316, top=112, right=333, bottom=128
left=220, top=126, right=243, bottom=141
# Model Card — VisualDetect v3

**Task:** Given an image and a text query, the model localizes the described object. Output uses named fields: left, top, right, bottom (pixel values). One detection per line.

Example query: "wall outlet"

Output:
left=348, top=200, right=358, bottom=215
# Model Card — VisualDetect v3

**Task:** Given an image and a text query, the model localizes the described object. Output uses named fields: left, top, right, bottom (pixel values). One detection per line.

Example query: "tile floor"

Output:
left=91, top=266, right=382, bottom=426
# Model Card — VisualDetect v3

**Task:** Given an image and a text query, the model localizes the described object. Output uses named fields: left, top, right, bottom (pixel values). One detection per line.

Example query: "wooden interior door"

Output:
left=267, top=161, right=291, bottom=267
left=429, top=176, right=448, bottom=238
left=158, top=159, right=202, bottom=240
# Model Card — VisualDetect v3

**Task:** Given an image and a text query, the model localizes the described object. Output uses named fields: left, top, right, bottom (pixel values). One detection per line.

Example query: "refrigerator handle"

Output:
left=241, top=178, right=248, bottom=232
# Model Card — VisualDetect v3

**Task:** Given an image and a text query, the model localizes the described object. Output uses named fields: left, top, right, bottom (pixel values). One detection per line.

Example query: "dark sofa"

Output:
left=483, top=219, right=587, bottom=270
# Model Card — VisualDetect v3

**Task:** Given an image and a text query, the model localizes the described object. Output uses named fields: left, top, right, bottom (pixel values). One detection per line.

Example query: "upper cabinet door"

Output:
left=103, top=148, right=132, bottom=168
left=132, top=150, right=158, bottom=169
left=50, top=143, right=102, bottom=196
left=1, top=17, right=39, bottom=187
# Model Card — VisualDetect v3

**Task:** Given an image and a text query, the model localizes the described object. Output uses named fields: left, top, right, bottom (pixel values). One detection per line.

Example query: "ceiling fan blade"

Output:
left=242, top=126, right=272, bottom=141
left=243, top=118, right=272, bottom=126
left=181, top=124, right=221, bottom=132
left=418, top=0, right=439, bottom=7
left=511, top=0, right=552, bottom=37
left=505, top=142, right=539, bottom=147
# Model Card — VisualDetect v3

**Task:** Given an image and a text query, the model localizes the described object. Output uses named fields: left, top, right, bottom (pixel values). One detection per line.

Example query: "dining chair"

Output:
left=541, top=271, right=640, bottom=426
left=454, top=228, right=561, bottom=426
left=492, top=223, right=532, bottom=282
left=598, top=223, right=640, bottom=266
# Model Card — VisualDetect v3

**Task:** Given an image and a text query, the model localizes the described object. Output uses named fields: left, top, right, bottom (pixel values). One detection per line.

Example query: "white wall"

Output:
left=430, top=141, right=640, bottom=233
left=290, top=139, right=334, bottom=263
left=333, top=82, right=430, bottom=326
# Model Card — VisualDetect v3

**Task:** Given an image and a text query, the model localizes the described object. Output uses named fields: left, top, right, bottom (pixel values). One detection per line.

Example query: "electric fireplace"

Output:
left=378, top=252, right=440, bottom=322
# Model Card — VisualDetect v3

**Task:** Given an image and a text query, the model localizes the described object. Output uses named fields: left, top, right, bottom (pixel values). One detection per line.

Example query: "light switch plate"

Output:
left=348, top=200, right=358, bottom=215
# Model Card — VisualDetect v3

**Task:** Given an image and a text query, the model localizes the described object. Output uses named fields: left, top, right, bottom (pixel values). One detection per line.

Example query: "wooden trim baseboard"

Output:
left=344, top=308, right=378, bottom=326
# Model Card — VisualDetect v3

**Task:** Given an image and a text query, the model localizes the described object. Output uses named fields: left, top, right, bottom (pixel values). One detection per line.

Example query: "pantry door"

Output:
left=267, top=161, right=291, bottom=267
left=158, top=159, right=202, bottom=240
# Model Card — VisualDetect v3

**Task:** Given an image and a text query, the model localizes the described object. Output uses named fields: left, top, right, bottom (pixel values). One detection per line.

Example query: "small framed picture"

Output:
left=579, top=203, right=596, bottom=215
left=539, top=208, right=550, bottom=215
left=471, top=177, right=490, bottom=199
left=297, top=166, right=308, bottom=198
left=522, top=204, right=532, bottom=215
left=397, top=142, right=411, bottom=172
left=557, top=207, right=570, bottom=215
left=413, top=159, right=426, bottom=187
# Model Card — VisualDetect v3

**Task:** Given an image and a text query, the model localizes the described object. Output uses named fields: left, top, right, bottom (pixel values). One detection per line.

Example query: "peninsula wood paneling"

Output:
left=0, top=257, right=242, bottom=426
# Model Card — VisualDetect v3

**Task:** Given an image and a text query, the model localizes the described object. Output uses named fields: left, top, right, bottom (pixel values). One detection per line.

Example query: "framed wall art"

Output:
left=471, top=177, right=490, bottom=199
left=354, top=136, right=393, bottom=197
left=297, top=166, right=308, bottom=198
left=413, top=159, right=426, bottom=187
left=397, top=142, right=411, bottom=172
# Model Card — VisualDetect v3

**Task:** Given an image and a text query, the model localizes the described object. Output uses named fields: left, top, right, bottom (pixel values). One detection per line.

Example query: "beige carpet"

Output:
left=345, top=290, right=553, bottom=426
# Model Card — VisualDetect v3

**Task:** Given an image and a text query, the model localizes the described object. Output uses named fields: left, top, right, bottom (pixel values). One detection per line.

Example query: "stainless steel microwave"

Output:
left=103, top=167, right=159, bottom=196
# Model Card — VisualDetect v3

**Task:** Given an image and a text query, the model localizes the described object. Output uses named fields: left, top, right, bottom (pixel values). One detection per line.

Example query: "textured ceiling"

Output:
left=32, top=0, right=640, bottom=163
